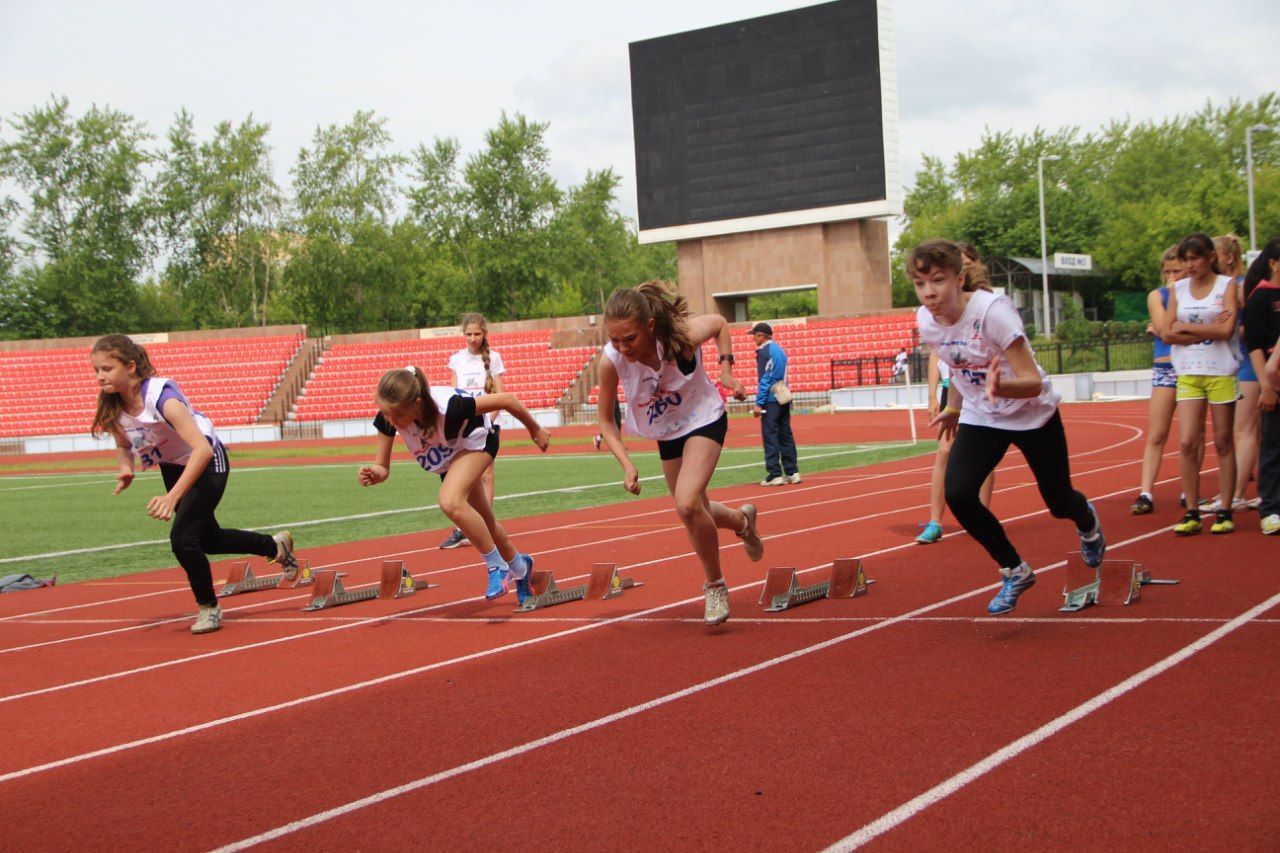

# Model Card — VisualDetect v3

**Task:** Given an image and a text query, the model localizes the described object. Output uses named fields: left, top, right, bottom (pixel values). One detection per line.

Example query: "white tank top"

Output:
left=604, top=340, right=725, bottom=441
left=117, top=377, right=218, bottom=469
left=393, top=387, right=493, bottom=474
left=1171, top=275, right=1239, bottom=377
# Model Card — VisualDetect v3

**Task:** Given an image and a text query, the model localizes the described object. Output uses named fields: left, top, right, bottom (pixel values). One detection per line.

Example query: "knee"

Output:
left=437, top=493, right=467, bottom=518
left=1147, top=428, right=1168, bottom=448
left=944, top=483, right=978, bottom=515
left=170, top=526, right=200, bottom=558
left=1179, top=437, right=1201, bottom=456
left=674, top=497, right=704, bottom=526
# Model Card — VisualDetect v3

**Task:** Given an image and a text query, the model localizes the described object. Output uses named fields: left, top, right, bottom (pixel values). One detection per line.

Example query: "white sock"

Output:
left=506, top=553, right=529, bottom=579
left=999, top=561, right=1032, bottom=579
left=482, top=547, right=505, bottom=573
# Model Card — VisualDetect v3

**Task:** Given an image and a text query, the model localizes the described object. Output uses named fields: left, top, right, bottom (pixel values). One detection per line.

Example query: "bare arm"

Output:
left=926, top=352, right=940, bottom=418
left=985, top=337, right=1045, bottom=400
left=685, top=313, right=744, bottom=398
left=358, top=432, right=395, bottom=486
left=596, top=357, right=640, bottom=494
left=108, top=424, right=135, bottom=496
left=473, top=393, right=549, bottom=450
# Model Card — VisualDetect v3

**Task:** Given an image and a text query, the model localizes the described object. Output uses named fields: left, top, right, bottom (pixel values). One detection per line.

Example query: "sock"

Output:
left=1078, top=506, right=1101, bottom=541
left=999, top=561, right=1031, bottom=579
left=482, top=546, right=506, bottom=574
left=506, top=552, right=529, bottom=579
left=1141, top=491, right=1153, bottom=501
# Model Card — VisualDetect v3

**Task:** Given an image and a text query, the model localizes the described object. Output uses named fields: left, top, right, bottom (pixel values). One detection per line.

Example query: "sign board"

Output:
left=1053, top=252, right=1093, bottom=272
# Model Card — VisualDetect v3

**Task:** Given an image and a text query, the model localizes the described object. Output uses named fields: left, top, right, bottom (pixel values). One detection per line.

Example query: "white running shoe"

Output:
left=191, top=605, right=223, bottom=634
left=703, top=580, right=730, bottom=626
left=784, top=472, right=802, bottom=484
left=760, top=476, right=786, bottom=486
left=737, top=504, right=764, bottom=562
left=1262, top=514, right=1280, bottom=536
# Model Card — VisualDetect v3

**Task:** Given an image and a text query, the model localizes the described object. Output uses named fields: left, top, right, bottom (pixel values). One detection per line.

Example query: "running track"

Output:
left=0, top=402, right=1276, bottom=850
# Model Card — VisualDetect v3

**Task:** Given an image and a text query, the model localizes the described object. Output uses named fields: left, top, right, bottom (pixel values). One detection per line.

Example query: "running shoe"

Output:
left=1129, top=494, right=1153, bottom=515
left=987, top=564, right=1036, bottom=615
left=1261, top=514, right=1280, bottom=535
left=1078, top=502, right=1106, bottom=567
left=915, top=521, right=943, bottom=544
left=737, top=504, right=764, bottom=561
left=760, top=475, right=786, bottom=486
left=191, top=605, right=223, bottom=635
left=593, top=434, right=602, bottom=451
left=1173, top=512, right=1202, bottom=536
left=703, top=579, right=730, bottom=626
left=270, top=530, right=299, bottom=580
left=484, top=565, right=510, bottom=600
left=1244, top=497, right=1262, bottom=511
left=440, top=528, right=468, bottom=549
left=784, top=472, right=803, bottom=484
left=1210, top=511, right=1234, bottom=535
left=514, top=554, right=536, bottom=605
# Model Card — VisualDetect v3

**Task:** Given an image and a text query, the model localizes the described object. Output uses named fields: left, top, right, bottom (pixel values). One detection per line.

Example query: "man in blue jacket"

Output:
left=751, top=322, right=801, bottom=486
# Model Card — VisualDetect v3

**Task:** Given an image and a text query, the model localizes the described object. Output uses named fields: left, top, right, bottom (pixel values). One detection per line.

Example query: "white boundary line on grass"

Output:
left=205, top=522, right=1256, bottom=853
left=0, top=444, right=909, bottom=565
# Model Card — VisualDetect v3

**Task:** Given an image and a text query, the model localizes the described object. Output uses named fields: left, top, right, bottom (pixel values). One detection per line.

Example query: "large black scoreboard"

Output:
left=629, top=0, right=900, bottom=242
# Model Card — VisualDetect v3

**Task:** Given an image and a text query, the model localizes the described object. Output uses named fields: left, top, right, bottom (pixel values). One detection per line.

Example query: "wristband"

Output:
left=942, top=405, right=961, bottom=417
left=718, top=353, right=734, bottom=364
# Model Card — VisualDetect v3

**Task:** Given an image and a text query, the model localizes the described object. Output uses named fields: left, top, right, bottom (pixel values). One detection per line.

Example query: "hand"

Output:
left=114, top=470, right=134, bottom=496
left=147, top=492, right=178, bottom=521
left=530, top=427, right=550, bottom=452
left=984, top=355, right=1003, bottom=403
left=928, top=406, right=959, bottom=442
left=721, top=376, right=746, bottom=400
left=358, top=464, right=388, bottom=487
left=623, top=464, right=641, bottom=495
left=926, top=401, right=940, bottom=420
left=1260, top=385, right=1278, bottom=413
left=752, top=406, right=763, bottom=418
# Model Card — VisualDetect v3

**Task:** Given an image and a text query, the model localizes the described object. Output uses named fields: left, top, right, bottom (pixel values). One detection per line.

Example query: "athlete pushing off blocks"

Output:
left=909, top=240, right=1106, bottom=614
left=595, top=281, right=764, bottom=627
left=360, top=366, right=550, bottom=604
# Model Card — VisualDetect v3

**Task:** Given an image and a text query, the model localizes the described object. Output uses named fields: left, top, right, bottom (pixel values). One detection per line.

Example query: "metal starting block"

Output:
left=219, top=560, right=315, bottom=597
left=302, top=560, right=433, bottom=611
left=1060, top=553, right=1179, bottom=612
left=517, top=562, right=642, bottom=612
left=759, top=558, right=873, bottom=612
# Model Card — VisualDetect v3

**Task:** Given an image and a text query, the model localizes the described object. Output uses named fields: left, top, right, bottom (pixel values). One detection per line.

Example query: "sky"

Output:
left=1, top=0, right=1277, bottom=233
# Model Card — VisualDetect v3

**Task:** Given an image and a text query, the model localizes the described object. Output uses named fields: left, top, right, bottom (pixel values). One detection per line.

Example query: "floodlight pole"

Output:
left=1247, top=124, right=1277, bottom=253
left=1038, top=154, right=1061, bottom=338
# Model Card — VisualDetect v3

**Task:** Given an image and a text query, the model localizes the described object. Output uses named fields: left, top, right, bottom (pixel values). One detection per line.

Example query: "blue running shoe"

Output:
left=915, top=521, right=943, bottom=544
left=514, top=554, right=536, bottom=605
left=988, top=564, right=1036, bottom=615
left=1078, top=502, right=1105, bottom=568
left=484, top=565, right=510, bottom=600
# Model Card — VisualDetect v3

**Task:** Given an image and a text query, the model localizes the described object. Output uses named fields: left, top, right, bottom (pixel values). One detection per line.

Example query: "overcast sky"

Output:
left=2, top=0, right=1276, bottom=229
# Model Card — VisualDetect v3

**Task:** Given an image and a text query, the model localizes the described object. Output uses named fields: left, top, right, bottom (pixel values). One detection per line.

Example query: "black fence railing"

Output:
left=830, top=337, right=1155, bottom=389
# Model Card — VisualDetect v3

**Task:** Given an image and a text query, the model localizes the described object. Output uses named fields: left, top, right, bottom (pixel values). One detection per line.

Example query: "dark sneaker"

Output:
left=1173, top=511, right=1202, bottom=536
left=1078, top=502, right=1105, bottom=568
left=439, top=528, right=468, bottom=550
left=1129, top=494, right=1153, bottom=515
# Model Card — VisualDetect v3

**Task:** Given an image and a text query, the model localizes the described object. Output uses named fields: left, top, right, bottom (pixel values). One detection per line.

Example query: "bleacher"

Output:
left=292, top=330, right=597, bottom=422
left=0, top=336, right=302, bottom=439
left=587, top=312, right=918, bottom=403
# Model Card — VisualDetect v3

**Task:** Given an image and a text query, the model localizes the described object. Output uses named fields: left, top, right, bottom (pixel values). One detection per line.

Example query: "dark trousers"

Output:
left=1259, top=405, right=1280, bottom=517
left=160, top=462, right=276, bottom=607
left=944, top=410, right=1093, bottom=570
left=761, top=401, right=798, bottom=479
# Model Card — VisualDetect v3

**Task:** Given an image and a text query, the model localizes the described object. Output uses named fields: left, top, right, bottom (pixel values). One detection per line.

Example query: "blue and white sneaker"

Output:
left=514, top=554, right=536, bottom=606
left=484, top=565, right=510, bottom=600
left=988, top=563, right=1036, bottom=615
left=915, top=521, right=942, bottom=544
left=1078, top=502, right=1105, bottom=568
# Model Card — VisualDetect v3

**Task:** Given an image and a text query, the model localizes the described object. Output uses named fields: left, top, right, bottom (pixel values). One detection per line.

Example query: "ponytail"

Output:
left=91, top=334, right=156, bottom=438
left=376, top=366, right=440, bottom=438
left=604, top=280, right=693, bottom=362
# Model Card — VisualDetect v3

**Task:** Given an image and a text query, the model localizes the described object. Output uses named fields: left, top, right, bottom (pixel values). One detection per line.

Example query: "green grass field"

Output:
left=1, top=441, right=933, bottom=584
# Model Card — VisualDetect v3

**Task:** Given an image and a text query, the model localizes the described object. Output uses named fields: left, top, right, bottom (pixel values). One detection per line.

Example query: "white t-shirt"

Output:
left=372, top=386, right=492, bottom=474
left=603, top=341, right=725, bottom=441
left=447, top=348, right=505, bottom=392
left=1170, top=275, right=1239, bottom=377
left=916, top=290, right=1060, bottom=431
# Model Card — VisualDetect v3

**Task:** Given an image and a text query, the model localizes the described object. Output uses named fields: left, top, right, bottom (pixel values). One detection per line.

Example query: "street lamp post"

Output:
left=1246, top=124, right=1277, bottom=254
left=1037, top=154, right=1061, bottom=337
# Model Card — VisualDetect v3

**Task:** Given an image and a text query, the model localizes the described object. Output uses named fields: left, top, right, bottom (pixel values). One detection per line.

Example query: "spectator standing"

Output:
left=751, top=322, right=800, bottom=486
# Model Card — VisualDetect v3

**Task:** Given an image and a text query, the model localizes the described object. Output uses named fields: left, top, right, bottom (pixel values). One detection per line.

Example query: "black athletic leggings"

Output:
left=160, top=462, right=276, bottom=607
left=944, top=410, right=1093, bottom=570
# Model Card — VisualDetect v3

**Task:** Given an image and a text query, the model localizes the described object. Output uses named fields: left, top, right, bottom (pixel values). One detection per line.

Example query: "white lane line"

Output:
left=0, top=444, right=908, bottom=565
left=820, top=591, right=1280, bottom=852
left=205, top=524, right=1201, bottom=852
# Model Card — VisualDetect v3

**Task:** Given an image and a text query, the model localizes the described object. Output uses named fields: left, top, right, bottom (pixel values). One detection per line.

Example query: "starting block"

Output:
left=302, top=561, right=434, bottom=612
left=759, top=558, right=873, bottom=612
left=219, top=560, right=315, bottom=597
left=1060, top=554, right=1179, bottom=612
left=517, top=562, right=642, bottom=612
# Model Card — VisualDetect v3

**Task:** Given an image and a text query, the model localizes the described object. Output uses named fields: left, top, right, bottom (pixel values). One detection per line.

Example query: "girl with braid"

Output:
left=596, top=281, right=763, bottom=627
left=439, top=312, right=506, bottom=550
left=90, top=334, right=298, bottom=635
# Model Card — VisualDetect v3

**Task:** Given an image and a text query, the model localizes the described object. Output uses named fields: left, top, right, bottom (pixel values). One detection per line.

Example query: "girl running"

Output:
left=916, top=243, right=995, bottom=544
left=909, top=240, right=1104, bottom=614
left=90, top=334, right=297, bottom=635
left=438, top=312, right=506, bottom=551
left=359, top=366, right=549, bottom=602
left=1162, top=232, right=1239, bottom=535
left=596, top=281, right=762, bottom=626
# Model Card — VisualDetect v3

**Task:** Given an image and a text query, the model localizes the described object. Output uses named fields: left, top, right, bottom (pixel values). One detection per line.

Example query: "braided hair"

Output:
left=459, top=312, right=495, bottom=393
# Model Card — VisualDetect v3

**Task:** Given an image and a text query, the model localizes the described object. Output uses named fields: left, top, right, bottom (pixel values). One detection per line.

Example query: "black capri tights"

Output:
left=944, top=410, right=1093, bottom=570
left=160, top=463, right=276, bottom=606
